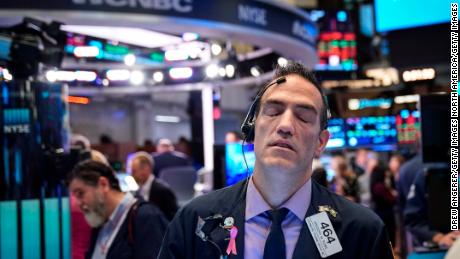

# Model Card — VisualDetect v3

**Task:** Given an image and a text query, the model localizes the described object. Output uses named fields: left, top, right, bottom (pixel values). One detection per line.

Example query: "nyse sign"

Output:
left=4, top=124, right=30, bottom=134
left=72, top=0, right=193, bottom=13
left=292, top=21, right=311, bottom=41
left=238, top=4, right=267, bottom=26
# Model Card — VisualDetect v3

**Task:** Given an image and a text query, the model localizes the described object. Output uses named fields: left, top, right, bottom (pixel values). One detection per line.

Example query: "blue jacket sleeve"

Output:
left=404, top=171, right=438, bottom=244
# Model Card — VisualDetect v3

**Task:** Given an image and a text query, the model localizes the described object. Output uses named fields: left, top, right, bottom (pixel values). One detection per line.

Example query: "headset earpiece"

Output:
left=240, top=98, right=258, bottom=142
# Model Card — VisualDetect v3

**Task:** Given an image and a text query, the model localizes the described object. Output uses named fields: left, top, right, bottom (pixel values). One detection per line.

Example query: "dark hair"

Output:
left=370, top=165, right=387, bottom=187
left=68, top=160, right=121, bottom=191
left=255, top=61, right=329, bottom=130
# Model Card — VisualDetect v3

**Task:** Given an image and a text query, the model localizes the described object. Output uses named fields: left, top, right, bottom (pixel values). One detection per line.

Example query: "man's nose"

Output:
left=276, top=110, right=295, bottom=137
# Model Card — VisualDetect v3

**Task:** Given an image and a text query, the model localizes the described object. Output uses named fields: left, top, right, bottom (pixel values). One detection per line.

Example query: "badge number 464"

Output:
left=305, top=212, right=342, bottom=258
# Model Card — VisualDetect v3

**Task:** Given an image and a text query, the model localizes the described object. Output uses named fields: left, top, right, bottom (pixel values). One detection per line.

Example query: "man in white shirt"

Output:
left=130, top=151, right=179, bottom=221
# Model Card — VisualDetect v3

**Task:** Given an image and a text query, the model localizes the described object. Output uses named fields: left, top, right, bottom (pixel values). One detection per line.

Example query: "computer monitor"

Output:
left=225, top=142, right=255, bottom=186
left=375, top=0, right=450, bottom=32
left=326, top=118, right=346, bottom=150
left=420, top=94, right=449, bottom=164
left=346, top=116, right=397, bottom=150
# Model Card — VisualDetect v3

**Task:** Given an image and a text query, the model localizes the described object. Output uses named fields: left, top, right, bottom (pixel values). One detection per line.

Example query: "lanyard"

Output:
left=94, top=193, right=137, bottom=258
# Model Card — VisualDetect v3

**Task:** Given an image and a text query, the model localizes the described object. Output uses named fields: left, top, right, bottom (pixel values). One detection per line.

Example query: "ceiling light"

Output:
left=277, top=57, right=288, bottom=67
left=250, top=67, right=261, bottom=77
left=75, top=71, right=97, bottom=82
left=46, top=71, right=57, bottom=82
left=211, top=44, right=222, bottom=56
left=130, top=71, right=145, bottom=85
left=124, top=54, right=136, bottom=66
left=182, top=32, right=199, bottom=41
left=205, top=64, right=219, bottom=78
left=155, top=115, right=181, bottom=123
left=73, top=46, right=100, bottom=58
left=106, top=69, right=130, bottom=81
left=153, top=71, right=164, bottom=83
left=165, top=49, right=189, bottom=61
left=49, top=71, right=76, bottom=82
left=62, top=25, right=183, bottom=48
left=218, top=67, right=226, bottom=77
left=225, top=64, right=235, bottom=78
left=169, top=67, right=193, bottom=79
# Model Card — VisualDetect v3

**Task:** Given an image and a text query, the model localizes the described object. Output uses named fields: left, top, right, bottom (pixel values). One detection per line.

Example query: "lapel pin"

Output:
left=223, top=217, right=235, bottom=229
left=318, top=205, right=338, bottom=218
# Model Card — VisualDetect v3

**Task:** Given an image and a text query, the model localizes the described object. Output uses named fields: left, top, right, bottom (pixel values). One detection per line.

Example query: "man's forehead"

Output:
left=261, top=75, right=321, bottom=105
left=69, top=178, right=91, bottom=190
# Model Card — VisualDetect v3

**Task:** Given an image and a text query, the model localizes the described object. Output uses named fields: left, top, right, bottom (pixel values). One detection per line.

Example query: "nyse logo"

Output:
left=238, top=4, right=267, bottom=26
left=292, top=20, right=313, bottom=41
left=3, top=108, right=30, bottom=134
left=72, top=0, right=193, bottom=13
left=4, top=125, right=30, bottom=134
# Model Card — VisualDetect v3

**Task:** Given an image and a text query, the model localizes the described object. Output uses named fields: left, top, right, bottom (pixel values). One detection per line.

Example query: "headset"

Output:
left=241, top=76, right=287, bottom=142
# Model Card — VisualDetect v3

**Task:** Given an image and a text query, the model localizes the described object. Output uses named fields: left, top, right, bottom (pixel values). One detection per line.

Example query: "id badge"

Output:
left=305, top=212, right=342, bottom=258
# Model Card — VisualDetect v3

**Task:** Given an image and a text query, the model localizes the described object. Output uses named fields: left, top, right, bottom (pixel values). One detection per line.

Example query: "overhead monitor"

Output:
left=305, top=9, right=358, bottom=71
left=375, top=0, right=450, bottom=32
left=346, top=116, right=397, bottom=149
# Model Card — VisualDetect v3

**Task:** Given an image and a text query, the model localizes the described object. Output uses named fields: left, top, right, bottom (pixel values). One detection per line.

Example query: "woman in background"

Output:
left=371, top=165, right=397, bottom=245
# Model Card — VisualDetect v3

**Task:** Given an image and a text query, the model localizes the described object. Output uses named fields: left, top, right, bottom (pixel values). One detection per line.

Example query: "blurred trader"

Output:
left=68, top=160, right=168, bottom=259
left=404, top=170, right=460, bottom=248
left=153, top=138, right=191, bottom=177
left=158, top=62, right=394, bottom=259
left=130, top=151, right=179, bottom=221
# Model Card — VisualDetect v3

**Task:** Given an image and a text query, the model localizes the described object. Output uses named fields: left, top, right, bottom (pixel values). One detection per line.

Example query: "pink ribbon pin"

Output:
left=226, top=226, right=238, bottom=255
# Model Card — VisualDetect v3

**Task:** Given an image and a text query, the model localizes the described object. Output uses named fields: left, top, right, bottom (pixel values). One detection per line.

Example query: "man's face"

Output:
left=69, top=178, right=106, bottom=227
left=355, top=149, right=368, bottom=169
left=131, top=160, right=150, bottom=185
left=253, top=74, right=329, bottom=176
left=389, top=157, right=401, bottom=174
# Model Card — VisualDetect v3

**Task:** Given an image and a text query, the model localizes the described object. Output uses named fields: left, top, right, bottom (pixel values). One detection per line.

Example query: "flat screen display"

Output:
left=346, top=116, right=397, bottom=148
left=326, top=118, right=346, bottom=149
left=225, top=143, right=255, bottom=186
left=396, top=109, right=420, bottom=144
left=420, top=94, right=449, bottom=163
left=375, top=0, right=450, bottom=32
left=304, top=9, right=357, bottom=71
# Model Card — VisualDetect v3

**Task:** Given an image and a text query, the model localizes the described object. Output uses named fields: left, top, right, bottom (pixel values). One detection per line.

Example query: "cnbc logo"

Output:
left=3, top=108, right=30, bottom=134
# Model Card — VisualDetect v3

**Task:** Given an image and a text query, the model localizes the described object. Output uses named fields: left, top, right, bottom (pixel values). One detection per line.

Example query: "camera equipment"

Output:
left=0, top=17, right=66, bottom=79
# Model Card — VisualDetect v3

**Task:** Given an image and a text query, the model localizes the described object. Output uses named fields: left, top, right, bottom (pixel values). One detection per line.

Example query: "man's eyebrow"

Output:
left=262, top=99, right=285, bottom=106
left=296, top=104, right=318, bottom=114
left=263, top=99, right=318, bottom=114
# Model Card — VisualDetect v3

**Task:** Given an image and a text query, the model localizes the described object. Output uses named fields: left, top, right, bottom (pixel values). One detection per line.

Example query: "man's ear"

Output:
left=314, top=129, right=330, bottom=157
left=97, top=176, right=111, bottom=192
